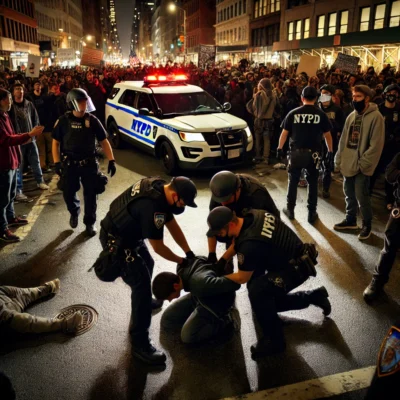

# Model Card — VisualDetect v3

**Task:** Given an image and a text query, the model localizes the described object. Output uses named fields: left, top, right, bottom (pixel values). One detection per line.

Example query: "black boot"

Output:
left=250, top=336, right=286, bottom=359
left=70, top=215, right=78, bottom=229
left=363, top=278, right=385, bottom=302
left=283, top=207, right=295, bottom=220
left=86, top=225, right=97, bottom=237
left=132, top=341, right=166, bottom=365
left=309, top=286, right=331, bottom=316
left=308, top=211, right=319, bottom=224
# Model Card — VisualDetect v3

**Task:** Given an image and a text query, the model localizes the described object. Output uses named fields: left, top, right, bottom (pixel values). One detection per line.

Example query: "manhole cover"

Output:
left=54, top=304, right=98, bottom=336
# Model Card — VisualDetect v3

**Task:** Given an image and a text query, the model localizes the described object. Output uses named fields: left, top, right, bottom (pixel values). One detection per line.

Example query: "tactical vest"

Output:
left=239, top=174, right=266, bottom=197
left=235, top=209, right=302, bottom=261
left=105, top=177, right=164, bottom=237
left=62, top=112, right=96, bottom=157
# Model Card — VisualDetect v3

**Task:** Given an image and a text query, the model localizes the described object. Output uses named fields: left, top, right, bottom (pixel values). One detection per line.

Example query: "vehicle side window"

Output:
left=119, top=89, right=136, bottom=108
left=136, top=93, right=153, bottom=111
left=108, top=88, right=120, bottom=100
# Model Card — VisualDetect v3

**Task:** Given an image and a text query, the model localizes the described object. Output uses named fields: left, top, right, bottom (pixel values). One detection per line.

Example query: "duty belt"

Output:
left=62, top=155, right=96, bottom=167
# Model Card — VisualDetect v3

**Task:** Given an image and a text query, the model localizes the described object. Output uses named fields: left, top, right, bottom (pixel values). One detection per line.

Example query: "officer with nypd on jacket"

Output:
left=99, top=176, right=197, bottom=365
left=207, top=170, right=280, bottom=271
left=52, top=88, right=116, bottom=237
left=206, top=206, right=331, bottom=359
left=276, top=86, right=333, bottom=224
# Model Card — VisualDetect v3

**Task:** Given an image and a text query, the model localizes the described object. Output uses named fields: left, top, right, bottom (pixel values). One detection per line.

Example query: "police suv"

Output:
left=105, top=74, right=253, bottom=174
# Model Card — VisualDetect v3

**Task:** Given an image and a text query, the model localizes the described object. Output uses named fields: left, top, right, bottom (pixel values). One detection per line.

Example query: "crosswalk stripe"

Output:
left=221, top=366, right=375, bottom=400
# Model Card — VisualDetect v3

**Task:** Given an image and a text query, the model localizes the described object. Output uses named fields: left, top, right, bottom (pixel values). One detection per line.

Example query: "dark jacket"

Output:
left=8, top=98, right=39, bottom=136
left=0, top=111, right=31, bottom=171
left=177, top=257, right=240, bottom=317
left=385, top=152, right=400, bottom=205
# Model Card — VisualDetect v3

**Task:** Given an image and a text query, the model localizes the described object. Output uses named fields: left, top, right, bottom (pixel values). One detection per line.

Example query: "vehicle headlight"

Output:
left=179, top=131, right=204, bottom=142
left=245, top=126, right=252, bottom=138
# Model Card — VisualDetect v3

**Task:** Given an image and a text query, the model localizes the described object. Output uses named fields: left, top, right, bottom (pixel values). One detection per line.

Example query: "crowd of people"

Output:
left=1, top=60, right=400, bottom=399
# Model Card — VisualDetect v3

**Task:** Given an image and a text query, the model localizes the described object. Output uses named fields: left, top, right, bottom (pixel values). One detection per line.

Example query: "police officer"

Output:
left=99, top=176, right=197, bottom=365
left=277, top=86, right=333, bottom=224
left=52, top=88, right=116, bottom=236
left=364, top=152, right=400, bottom=301
left=208, top=170, right=280, bottom=267
left=206, top=206, right=331, bottom=358
left=318, top=84, right=345, bottom=198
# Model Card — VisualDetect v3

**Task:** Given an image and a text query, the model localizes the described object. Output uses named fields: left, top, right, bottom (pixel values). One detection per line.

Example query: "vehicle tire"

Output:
left=160, top=141, right=178, bottom=175
left=107, top=121, right=123, bottom=149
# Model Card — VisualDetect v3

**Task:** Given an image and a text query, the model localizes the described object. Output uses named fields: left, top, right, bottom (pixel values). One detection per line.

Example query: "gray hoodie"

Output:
left=335, top=103, right=384, bottom=177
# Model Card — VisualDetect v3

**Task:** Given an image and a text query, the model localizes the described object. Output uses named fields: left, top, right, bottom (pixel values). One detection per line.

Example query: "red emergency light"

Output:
left=144, top=74, right=188, bottom=83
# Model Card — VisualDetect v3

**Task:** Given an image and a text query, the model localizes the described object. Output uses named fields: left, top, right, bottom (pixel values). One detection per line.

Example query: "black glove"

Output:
left=55, top=162, right=63, bottom=176
left=325, top=152, right=334, bottom=170
left=185, top=251, right=195, bottom=259
left=276, top=148, right=283, bottom=160
left=214, top=258, right=227, bottom=276
left=108, top=160, right=116, bottom=177
left=178, top=258, right=189, bottom=268
left=207, top=252, right=218, bottom=264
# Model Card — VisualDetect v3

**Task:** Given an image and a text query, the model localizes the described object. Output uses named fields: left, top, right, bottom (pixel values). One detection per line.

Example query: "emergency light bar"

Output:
left=144, top=74, right=188, bottom=83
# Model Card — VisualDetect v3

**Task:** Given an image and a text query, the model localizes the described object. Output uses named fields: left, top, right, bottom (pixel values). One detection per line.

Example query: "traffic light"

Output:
left=180, top=35, right=184, bottom=44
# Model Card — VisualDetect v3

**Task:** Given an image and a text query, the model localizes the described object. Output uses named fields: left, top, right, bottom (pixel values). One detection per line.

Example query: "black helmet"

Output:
left=66, top=88, right=96, bottom=112
left=210, top=171, right=240, bottom=203
left=383, top=84, right=400, bottom=95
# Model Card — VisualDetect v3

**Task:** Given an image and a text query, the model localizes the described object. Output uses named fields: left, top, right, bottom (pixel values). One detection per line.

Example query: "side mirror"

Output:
left=138, top=108, right=150, bottom=116
left=223, top=102, right=231, bottom=112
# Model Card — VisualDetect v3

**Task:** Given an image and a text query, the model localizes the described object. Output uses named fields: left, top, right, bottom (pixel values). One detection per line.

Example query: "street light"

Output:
left=79, top=34, right=93, bottom=57
left=168, top=2, right=186, bottom=60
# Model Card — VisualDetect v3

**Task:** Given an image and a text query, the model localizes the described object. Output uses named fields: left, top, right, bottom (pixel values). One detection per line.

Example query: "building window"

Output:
left=239, top=1, right=242, bottom=14
left=254, top=1, right=259, bottom=18
left=288, top=21, right=294, bottom=40
left=390, top=1, right=400, bottom=27
left=374, top=4, right=386, bottom=29
left=340, top=10, right=349, bottom=34
left=317, top=15, right=325, bottom=37
left=271, top=0, right=280, bottom=13
left=328, top=12, right=337, bottom=35
left=304, top=18, right=310, bottom=38
left=224, top=8, right=226, bottom=20
left=243, top=0, right=247, bottom=13
left=360, top=7, right=370, bottom=31
left=230, top=5, right=233, bottom=18
left=295, top=19, right=302, bottom=39
left=235, top=3, right=237, bottom=16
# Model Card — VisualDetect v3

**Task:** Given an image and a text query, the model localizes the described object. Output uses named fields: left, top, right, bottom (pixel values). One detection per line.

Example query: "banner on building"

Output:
left=332, top=53, right=360, bottom=74
left=296, top=55, right=320, bottom=77
left=199, top=45, right=216, bottom=68
left=57, top=48, right=75, bottom=64
left=26, top=55, right=41, bottom=78
left=81, top=48, right=104, bottom=68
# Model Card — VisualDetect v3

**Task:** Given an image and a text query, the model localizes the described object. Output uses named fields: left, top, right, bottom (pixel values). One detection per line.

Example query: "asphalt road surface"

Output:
left=0, top=145, right=399, bottom=400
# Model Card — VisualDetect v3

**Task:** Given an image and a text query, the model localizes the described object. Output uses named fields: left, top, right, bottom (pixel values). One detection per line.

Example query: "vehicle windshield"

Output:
left=153, top=92, right=223, bottom=116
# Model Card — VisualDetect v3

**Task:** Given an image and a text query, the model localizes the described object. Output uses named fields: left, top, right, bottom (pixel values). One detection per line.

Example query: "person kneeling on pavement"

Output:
left=153, top=256, right=240, bottom=344
left=0, top=279, right=83, bottom=335
left=206, top=206, right=331, bottom=358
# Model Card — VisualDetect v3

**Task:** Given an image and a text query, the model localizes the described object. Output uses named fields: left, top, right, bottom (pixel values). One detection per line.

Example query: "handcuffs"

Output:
left=312, top=152, right=321, bottom=169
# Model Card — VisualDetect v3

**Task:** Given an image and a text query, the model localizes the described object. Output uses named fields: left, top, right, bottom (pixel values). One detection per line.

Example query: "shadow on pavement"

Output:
left=153, top=328, right=250, bottom=400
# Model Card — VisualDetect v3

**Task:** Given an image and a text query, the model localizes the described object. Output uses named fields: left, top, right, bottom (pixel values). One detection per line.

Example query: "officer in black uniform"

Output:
left=208, top=170, right=280, bottom=268
left=99, top=176, right=197, bottom=365
left=277, top=86, right=333, bottom=224
left=52, top=88, right=116, bottom=236
left=206, top=206, right=331, bottom=358
left=364, top=152, right=400, bottom=301
left=318, top=84, right=345, bottom=198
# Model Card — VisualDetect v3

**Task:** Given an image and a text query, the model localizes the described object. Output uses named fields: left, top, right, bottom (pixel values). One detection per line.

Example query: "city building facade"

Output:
left=108, top=0, right=122, bottom=63
left=135, top=0, right=154, bottom=62
left=0, top=0, right=39, bottom=70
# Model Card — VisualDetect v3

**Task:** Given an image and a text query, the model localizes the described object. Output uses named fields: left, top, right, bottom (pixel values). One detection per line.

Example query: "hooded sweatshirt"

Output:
left=335, top=103, right=384, bottom=177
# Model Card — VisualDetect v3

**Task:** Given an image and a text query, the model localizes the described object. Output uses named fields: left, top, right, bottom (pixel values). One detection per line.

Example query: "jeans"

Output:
left=287, top=162, right=319, bottom=212
left=254, top=118, right=273, bottom=160
left=343, top=174, right=372, bottom=225
left=63, top=162, right=98, bottom=225
left=100, top=229, right=156, bottom=345
left=0, top=169, right=17, bottom=231
left=373, top=214, right=400, bottom=284
left=17, top=141, right=44, bottom=192
left=0, top=284, right=63, bottom=333
left=36, top=131, right=54, bottom=168
left=161, top=293, right=231, bottom=344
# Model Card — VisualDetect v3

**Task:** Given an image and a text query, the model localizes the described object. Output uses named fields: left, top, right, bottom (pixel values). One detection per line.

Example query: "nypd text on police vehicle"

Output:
left=105, top=74, right=253, bottom=174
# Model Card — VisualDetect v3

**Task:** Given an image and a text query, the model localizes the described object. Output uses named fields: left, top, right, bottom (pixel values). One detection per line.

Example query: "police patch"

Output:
left=237, top=253, right=244, bottom=265
left=154, top=213, right=166, bottom=229
left=85, top=118, right=90, bottom=128
left=377, top=325, right=400, bottom=377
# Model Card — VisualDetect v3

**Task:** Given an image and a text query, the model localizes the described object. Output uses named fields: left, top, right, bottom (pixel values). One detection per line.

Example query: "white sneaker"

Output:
left=37, top=182, right=49, bottom=190
left=15, top=192, right=29, bottom=202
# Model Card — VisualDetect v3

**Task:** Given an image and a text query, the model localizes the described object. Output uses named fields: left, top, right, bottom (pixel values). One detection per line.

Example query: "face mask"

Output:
left=319, top=94, right=332, bottom=103
left=171, top=196, right=185, bottom=215
left=353, top=99, right=366, bottom=114
left=386, top=95, right=397, bottom=103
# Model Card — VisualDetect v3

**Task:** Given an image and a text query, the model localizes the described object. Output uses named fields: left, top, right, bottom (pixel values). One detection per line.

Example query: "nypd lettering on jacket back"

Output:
left=261, top=213, right=276, bottom=239
left=294, top=114, right=321, bottom=124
